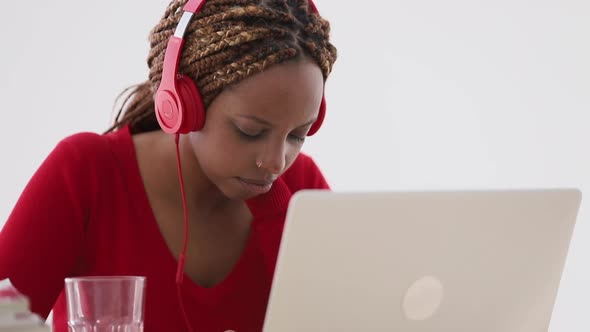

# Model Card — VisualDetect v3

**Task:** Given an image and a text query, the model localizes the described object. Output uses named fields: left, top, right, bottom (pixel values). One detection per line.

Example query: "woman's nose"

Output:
left=257, top=142, right=287, bottom=174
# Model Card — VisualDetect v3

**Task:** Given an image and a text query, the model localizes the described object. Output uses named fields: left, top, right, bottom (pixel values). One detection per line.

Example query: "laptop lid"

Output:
left=263, top=189, right=582, bottom=332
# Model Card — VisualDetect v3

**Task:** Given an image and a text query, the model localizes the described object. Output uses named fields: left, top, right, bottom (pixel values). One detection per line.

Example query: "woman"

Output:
left=0, top=0, right=338, bottom=331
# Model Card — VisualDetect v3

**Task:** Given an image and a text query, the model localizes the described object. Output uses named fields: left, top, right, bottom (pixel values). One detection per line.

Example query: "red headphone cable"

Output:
left=174, top=133, right=195, bottom=332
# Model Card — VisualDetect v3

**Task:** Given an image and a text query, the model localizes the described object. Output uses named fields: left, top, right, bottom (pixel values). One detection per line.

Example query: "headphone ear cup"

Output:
left=307, top=95, right=326, bottom=136
left=177, top=75, right=206, bottom=133
left=155, top=88, right=183, bottom=135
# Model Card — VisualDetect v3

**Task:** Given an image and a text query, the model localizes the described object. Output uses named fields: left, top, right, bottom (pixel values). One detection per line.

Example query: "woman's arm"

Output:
left=0, top=137, right=91, bottom=318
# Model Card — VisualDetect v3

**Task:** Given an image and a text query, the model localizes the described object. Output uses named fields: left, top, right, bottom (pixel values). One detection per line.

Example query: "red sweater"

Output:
left=0, top=125, right=330, bottom=332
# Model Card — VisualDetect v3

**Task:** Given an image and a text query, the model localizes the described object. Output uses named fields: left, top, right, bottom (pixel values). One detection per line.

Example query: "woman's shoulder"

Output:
left=58, top=126, right=129, bottom=153
left=288, top=153, right=318, bottom=170
left=282, top=153, right=330, bottom=191
left=46, top=126, right=133, bottom=173
left=57, top=131, right=110, bottom=153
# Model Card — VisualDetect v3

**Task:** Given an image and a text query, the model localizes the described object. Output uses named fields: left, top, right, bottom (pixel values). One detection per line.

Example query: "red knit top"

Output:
left=0, top=126, right=330, bottom=332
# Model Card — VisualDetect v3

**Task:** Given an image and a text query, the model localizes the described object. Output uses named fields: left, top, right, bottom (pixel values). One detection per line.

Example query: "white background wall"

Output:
left=1, top=1, right=588, bottom=330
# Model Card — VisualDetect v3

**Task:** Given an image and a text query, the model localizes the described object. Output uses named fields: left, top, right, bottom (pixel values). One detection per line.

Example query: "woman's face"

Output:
left=188, top=59, right=324, bottom=200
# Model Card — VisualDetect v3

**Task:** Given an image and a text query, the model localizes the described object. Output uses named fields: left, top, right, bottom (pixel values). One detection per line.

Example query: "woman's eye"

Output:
left=235, top=126, right=262, bottom=141
left=289, top=134, right=306, bottom=143
left=234, top=123, right=305, bottom=143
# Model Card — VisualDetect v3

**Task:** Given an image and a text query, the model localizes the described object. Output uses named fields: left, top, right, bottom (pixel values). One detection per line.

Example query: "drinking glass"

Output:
left=64, top=276, right=146, bottom=332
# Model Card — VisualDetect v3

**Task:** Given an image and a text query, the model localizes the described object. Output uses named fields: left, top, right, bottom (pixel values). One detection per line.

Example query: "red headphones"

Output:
left=154, top=0, right=326, bottom=136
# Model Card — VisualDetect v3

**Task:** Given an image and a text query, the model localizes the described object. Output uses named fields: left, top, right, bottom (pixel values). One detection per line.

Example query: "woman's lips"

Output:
left=237, top=177, right=273, bottom=194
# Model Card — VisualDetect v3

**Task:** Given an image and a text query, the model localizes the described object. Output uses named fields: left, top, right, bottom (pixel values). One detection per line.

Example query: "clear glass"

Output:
left=64, top=276, right=146, bottom=332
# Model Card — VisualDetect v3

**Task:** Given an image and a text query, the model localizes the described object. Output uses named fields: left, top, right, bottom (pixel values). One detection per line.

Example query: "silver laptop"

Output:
left=262, top=189, right=582, bottom=332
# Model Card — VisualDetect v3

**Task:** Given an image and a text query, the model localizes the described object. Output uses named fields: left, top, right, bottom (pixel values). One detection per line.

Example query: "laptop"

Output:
left=262, top=189, right=582, bottom=332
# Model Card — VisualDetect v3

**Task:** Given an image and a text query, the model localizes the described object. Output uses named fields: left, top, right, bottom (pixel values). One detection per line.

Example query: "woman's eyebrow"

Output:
left=237, top=115, right=273, bottom=126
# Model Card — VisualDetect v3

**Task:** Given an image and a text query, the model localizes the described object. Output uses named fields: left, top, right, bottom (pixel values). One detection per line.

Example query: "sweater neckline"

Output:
left=105, top=125, right=291, bottom=296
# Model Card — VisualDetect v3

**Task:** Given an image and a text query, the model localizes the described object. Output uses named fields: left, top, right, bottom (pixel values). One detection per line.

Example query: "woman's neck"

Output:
left=144, top=130, right=235, bottom=219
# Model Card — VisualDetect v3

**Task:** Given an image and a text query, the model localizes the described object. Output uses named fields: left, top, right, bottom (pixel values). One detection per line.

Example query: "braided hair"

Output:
left=106, top=0, right=337, bottom=134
